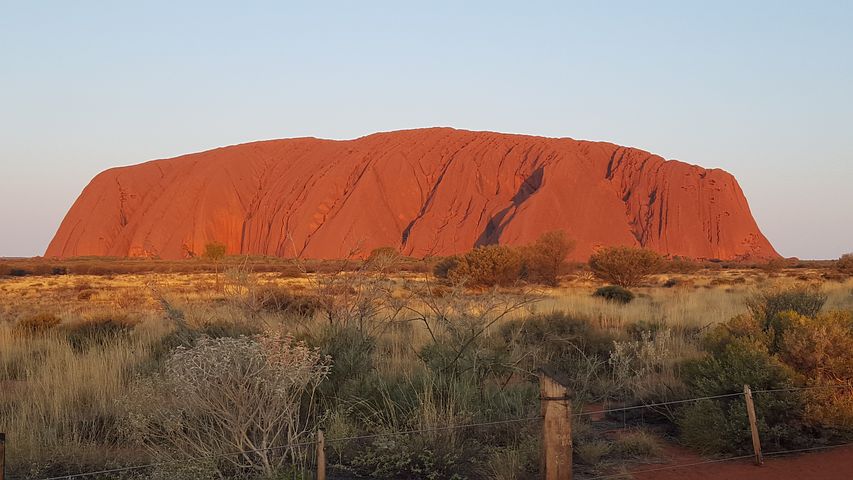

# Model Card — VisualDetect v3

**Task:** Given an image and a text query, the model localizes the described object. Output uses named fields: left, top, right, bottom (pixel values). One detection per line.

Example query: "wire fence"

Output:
left=13, top=382, right=853, bottom=480
left=30, top=415, right=543, bottom=480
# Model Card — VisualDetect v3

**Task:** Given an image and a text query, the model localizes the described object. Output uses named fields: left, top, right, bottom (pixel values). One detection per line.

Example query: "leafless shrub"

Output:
left=123, top=333, right=331, bottom=478
left=405, top=279, right=540, bottom=377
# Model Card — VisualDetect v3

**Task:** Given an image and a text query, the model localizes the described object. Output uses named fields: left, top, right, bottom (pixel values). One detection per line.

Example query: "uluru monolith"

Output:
left=46, top=128, right=779, bottom=261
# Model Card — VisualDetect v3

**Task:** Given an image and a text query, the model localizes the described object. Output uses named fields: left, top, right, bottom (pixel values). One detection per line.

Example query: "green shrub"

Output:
left=313, top=325, right=375, bottom=400
left=350, top=437, right=481, bottom=480
left=593, top=285, right=634, bottom=304
left=679, top=339, right=806, bottom=453
left=588, top=246, right=664, bottom=288
left=501, top=311, right=614, bottom=361
left=747, top=286, right=827, bottom=330
left=501, top=312, right=615, bottom=401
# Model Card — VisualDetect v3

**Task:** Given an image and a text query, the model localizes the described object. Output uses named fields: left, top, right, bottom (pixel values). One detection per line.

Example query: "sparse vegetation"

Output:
left=1, top=257, right=852, bottom=478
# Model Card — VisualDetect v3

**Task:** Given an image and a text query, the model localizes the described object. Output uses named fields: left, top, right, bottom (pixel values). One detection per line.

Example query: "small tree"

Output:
left=203, top=241, right=227, bottom=262
left=204, top=241, right=228, bottom=283
left=524, top=230, right=575, bottom=286
left=366, top=246, right=401, bottom=271
left=588, top=246, right=664, bottom=288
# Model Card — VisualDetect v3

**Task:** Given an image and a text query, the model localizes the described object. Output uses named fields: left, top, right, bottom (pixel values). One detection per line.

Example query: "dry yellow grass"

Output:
left=0, top=265, right=850, bottom=475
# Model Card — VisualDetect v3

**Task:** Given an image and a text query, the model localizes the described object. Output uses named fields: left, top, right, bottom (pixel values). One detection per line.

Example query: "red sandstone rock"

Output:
left=45, top=128, right=779, bottom=261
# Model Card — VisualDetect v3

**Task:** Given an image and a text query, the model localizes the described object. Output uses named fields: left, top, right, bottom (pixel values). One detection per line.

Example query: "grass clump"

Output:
left=575, top=440, right=612, bottom=466
left=593, top=285, right=635, bottom=304
left=612, top=429, right=662, bottom=458
left=63, top=313, right=137, bottom=352
left=15, top=312, right=62, bottom=333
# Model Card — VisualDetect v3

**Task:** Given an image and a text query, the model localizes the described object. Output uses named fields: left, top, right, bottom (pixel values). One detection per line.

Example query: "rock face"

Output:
left=46, top=128, right=779, bottom=261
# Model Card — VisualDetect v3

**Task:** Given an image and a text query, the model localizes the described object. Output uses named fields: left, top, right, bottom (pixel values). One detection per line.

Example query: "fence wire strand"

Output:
left=753, top=383, right=852, bottom=394
left=573, top=392, right=744, bottom=417
left=32, top=415, right=542, bottom=480
left=26, top=384, right=853, bottom=480
left=36, top=439, right=318, bottom=480
left=325, top=414, right=542, bottom=444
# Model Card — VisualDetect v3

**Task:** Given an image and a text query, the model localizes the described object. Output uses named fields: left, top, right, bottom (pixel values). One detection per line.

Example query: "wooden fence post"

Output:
left=316, top=430, right=326, bottom=480
left=539, top=368, right=572, bottom=480
left=743, top=385, right=763, bottom=466
left=0, top=432, right=6, bottom=480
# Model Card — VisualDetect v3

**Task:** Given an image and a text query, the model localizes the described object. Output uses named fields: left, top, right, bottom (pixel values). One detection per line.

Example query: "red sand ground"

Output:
left=46, top=128, right=778, bottom=261
left=631, top=443, right=853, bottom=480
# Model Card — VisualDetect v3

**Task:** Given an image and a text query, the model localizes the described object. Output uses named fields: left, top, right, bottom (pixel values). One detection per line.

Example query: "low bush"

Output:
left=433, top=256, right=460, bottom=279
left=612, top=429, right=662, bottom=458
left=435, top=231, right=574, bottom=287
left=255, top=285, right=320, bottom=316
left=575, top=441, right=611, bottom=466
left=678, top=339, right=806, bottom=453
left=501, top=311, right=615, bottom=362
left=680, top=303, right=853, bottom=454
left=747, top=286, right=827, bottom=330
left=124, top=334, right=331, bottom=478
left=366, top=246, right=402, bottom=270
left=593, top=285, right=634, bottom=304
left=76, top=289, right=96, bottom=301
left=16, top=312, right=62, bottom=333
left=447, top=245, right=523, bottom=287
left=64, top=313, right=137, bottom=351
left=313, top=325, right=376, bottom=400
left=588, top=246, right=664, bottom=288
left=520, top=231, right=575, bottom=286
left=837, top=253, right=853, bottom=275
left=625, top=320, right=664, bottom=340
left=349, top=437, right=482, bottom=480
left=663, top=256, right=702, bottom=274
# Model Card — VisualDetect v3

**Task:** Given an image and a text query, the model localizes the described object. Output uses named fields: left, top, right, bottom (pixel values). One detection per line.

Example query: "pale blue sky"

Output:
left=1, top=1, right=851, bottom=259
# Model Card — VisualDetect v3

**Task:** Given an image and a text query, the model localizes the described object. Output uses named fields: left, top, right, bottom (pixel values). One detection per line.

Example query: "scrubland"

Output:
left=1, top=254, right=852, bottom=479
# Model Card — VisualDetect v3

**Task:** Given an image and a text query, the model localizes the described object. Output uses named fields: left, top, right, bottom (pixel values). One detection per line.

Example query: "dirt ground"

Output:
left=631, top=444, right=853, bottom=480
